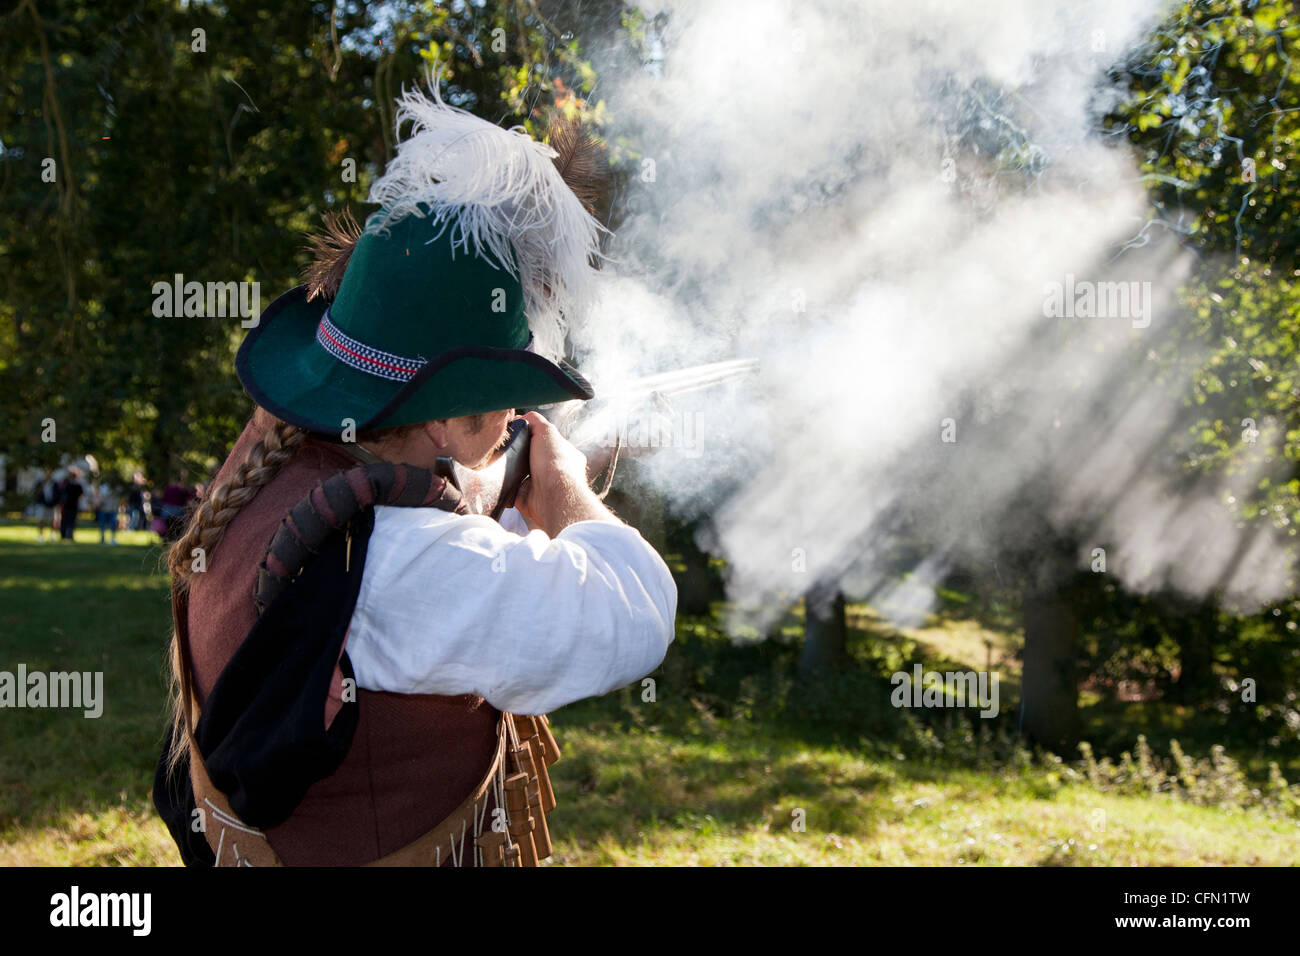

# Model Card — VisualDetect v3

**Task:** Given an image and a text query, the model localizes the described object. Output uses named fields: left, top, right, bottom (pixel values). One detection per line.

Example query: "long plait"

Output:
left=167, top=418, right=309, bottom=588
left=161, top=417, right=309, bottom=778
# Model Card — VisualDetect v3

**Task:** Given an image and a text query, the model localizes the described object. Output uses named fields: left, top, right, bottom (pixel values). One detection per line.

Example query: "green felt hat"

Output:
left=236, top=81, right=604, bottom=435
left=236, top=213, right=593, bottom=434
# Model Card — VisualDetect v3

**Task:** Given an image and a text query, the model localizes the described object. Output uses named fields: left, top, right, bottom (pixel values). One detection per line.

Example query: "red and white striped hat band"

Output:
left=315, top=307, right=536, bottom=382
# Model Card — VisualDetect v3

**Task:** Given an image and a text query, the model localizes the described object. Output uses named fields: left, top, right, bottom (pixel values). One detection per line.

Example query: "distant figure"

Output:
left=93, top=479, right=119, bottom=545
left=159, top=478, right=194, bottom=542
left=59, top=467, right=85, bottom=541
left=127, top=473, right=147, bottom=531
left=32, top=469, right=60, bottom=542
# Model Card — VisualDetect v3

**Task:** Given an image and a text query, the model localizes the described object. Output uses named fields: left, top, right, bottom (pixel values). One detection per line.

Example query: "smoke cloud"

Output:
left=567, top=0, right=1296, bottom=625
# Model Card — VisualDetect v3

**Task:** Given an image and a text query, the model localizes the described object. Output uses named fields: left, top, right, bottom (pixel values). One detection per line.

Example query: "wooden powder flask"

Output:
left=504, top=773, right=538, bottom=865
left=476, top=828, right=507, bottom=867
left=513, top=714, right=557, bottom=812
left=509, top=733, right=552, bottom=858
left=535, top=714, right=561, bottom=766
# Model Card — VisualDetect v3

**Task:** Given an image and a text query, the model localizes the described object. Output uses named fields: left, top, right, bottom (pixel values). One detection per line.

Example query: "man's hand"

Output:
left=514, top=411, right=620, bottom=536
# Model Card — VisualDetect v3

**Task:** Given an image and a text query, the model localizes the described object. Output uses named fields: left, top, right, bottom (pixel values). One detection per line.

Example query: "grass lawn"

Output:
left=1, top=522, right=1297, bottom=866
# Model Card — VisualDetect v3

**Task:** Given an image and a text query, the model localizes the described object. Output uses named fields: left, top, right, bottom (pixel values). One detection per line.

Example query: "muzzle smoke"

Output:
left=567, top=0, right=1295, bottom=626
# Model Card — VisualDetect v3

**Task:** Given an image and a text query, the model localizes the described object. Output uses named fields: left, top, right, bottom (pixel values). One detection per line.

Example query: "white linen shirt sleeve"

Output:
left=345, top=505, right=677, bottom=714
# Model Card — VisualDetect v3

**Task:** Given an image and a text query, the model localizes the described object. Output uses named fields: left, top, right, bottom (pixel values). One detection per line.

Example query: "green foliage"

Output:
left=0, top=0, right=631, bottom=486
left=1112, top=0, right=1300, bottom=532
left=1078, top=737, right=1299, bottom=816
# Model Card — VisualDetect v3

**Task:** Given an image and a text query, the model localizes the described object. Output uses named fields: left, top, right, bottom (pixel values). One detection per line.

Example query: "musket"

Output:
left=447, top=359, right=758, bottom=515
left=549, top=357, right=759, bottom=457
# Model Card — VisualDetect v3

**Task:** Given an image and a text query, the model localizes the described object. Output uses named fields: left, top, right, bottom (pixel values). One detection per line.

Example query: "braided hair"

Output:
left=161, top=414, right=309, bottom=778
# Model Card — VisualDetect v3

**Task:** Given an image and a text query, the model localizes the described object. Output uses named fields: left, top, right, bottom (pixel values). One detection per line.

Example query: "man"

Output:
left=158, top=477, right=193, bottom=541
left=127, top=472, right=146, bottom=531
left=58, top=467, right=83, bottom=541
left=153, top=82, right=676, bottom=866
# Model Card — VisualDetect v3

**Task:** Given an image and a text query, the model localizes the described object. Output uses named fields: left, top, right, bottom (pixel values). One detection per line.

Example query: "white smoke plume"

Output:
left=568, top=0, right=1296, bottom=625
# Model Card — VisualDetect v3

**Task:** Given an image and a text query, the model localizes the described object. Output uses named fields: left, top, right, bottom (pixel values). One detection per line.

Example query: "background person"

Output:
left=158, top=478, right=193, bottom=542
left=127, top=472, right=147, bottom=531
left=93, top=479, right=119, bottom=545
left=58, top=467, right=84, bottom=541
left=32, top=469, right=60, bottom=542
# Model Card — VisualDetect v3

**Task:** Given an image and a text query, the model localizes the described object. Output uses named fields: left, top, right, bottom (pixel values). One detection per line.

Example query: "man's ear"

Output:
left=424, top=419, right=450, bottom=450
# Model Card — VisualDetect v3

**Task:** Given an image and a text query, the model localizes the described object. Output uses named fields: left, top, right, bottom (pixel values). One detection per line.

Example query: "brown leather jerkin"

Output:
left=167, top=418, right=536, bottom=864
left=169, top=493, right=561, bottom=867
left=185, top=698, right=511, bottom=867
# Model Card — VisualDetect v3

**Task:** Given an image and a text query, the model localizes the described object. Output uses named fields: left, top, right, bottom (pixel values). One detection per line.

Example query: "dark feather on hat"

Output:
left=302, top=207, right=363, bottom=302
left=547, top=111, right=608, bottom=216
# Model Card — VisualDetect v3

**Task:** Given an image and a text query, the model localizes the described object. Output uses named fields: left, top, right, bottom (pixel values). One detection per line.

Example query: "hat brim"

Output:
left=236, top=285, right=594, bottom=434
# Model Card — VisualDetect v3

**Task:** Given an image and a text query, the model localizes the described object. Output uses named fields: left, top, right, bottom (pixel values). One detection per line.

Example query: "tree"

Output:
left=1108, top=0, right=1300, bottom=713
left=0, top=0, right=633, bottom=487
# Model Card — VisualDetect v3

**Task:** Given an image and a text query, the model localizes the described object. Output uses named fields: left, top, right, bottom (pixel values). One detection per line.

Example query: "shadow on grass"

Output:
left=0, top=535, right=173, bottom=834
left=544, top=714, right=900, bottom=844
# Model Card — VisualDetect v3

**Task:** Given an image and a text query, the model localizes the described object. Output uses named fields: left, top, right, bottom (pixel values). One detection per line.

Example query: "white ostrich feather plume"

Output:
left=365, top=78, right=607, bottom=360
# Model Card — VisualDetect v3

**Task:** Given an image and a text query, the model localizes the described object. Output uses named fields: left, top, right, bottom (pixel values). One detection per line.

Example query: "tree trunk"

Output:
left=1020, top=585, right=1081, bottom=754
left=800, top=585, right=848, bottom=675
left=1173, top=602, right=1214, bottom=705
left=665, top=515, right=724, bottom=616
left=677, top=549, right=722, bottom=615
left=147, top=407, right=178, bottom=494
